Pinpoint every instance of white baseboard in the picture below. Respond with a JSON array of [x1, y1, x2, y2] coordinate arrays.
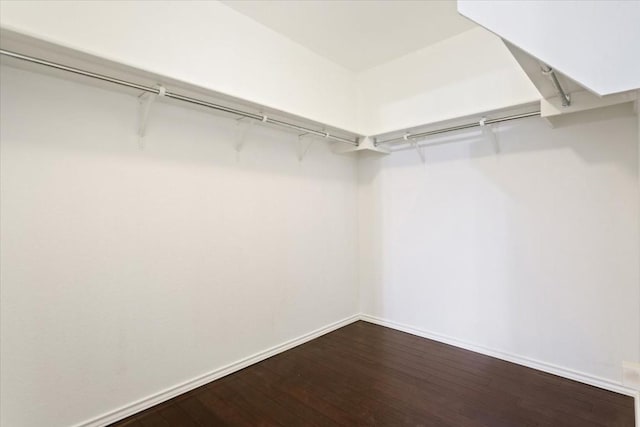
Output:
[[74, 312, 638, 427], [73, 314, 360, 427], [359, 313, 640, 427]]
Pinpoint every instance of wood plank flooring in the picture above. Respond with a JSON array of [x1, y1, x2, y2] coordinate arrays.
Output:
[[110, 321, 635, 427]]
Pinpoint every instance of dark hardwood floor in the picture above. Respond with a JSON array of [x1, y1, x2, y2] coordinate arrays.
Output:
[[110, 321, 635, 427]]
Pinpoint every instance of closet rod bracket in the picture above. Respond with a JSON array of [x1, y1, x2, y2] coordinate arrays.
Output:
[[137, 85, 165, 148], [479, 117, 500, 154], [235, 117, 254, 153], [405, 134, 426, 163], [297, 133, 315, 162]]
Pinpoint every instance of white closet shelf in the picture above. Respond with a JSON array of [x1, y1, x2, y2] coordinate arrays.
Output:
[[0, 29, 362, 149], [0, 28, 552, 155]]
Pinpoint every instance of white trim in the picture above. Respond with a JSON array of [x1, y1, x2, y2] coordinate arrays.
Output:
[[73, 313, 639, 427], [359, 314, 639, 427], [636, 391, 640, 427], [73, 314, 360, 427]]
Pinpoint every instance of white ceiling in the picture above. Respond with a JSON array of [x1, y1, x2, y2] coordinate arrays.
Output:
[[221, 0, 476, 72]]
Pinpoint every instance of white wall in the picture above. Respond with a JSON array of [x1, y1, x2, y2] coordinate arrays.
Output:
[[355, 27, 541, 136], [0, 65, 359, 427], [458, 0, 640, 96], [358, 105, 639, 384], [0, 0, 358, 133]]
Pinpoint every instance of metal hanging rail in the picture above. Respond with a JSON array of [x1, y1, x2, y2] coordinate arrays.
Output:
[[0, 49, 359, 146], [375, 111, 541, 146]]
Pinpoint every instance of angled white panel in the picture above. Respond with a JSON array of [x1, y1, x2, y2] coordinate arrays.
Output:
[[458, 0, 640, 96]]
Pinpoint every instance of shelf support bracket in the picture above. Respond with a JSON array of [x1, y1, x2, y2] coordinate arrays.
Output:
[[138, 85, 165, 148], [235, 117, 254, 153], [405, 134, 425, 163], [479, 117, 500, 154], [297, 133, 315, 162]]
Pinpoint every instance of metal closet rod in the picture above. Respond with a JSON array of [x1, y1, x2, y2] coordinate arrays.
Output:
[[0, 49, 359, 146], [375, 111, 542, 146], [541, 64, 570, 107]]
